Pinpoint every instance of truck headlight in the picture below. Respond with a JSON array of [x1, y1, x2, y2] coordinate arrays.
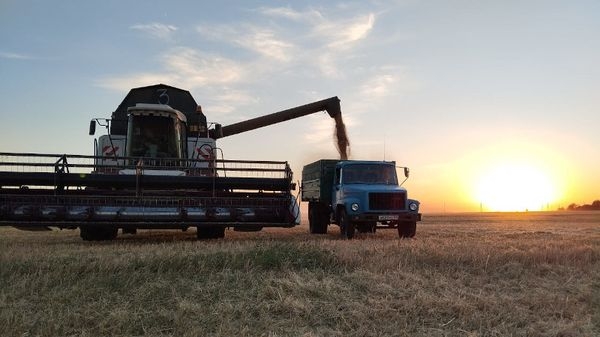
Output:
[[351, 203, 359, 212], [409, 202, 418, 211]]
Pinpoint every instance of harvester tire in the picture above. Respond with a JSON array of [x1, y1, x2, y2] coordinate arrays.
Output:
[[398, 221, 416, 238], [212, 227, 225, 239], [80, 226, 118, 241], [197, 226, 225, 240]]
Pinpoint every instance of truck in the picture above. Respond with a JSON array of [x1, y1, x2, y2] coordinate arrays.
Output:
[[0, 84, 345, 240], [301, 159, 421, 239]]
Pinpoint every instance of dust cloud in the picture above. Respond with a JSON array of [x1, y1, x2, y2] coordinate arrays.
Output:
[[334, 114, 350, 160]]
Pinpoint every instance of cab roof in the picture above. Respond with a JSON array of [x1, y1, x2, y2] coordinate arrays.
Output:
[[337, 160, 396, 167], [127, 103, 187, 122]]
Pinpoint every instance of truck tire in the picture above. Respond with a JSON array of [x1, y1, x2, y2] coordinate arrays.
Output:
[[308, 202, 328, 234], [398, 221, 416, 238], [80, 226, 118, 241], [339, 210, 355, 239]]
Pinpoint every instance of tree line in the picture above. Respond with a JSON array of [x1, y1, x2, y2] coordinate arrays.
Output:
[[559, 200, 600, 211]]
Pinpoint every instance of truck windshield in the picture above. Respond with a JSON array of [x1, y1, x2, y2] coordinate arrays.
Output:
[[342, 164, 398, 185], [126, 115, 185, 158]]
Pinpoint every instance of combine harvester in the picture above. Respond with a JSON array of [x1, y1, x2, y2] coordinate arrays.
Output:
[[0, 84, 343, 240]]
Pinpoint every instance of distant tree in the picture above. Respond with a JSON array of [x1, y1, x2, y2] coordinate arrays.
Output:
[[566, 200, 600, 211]]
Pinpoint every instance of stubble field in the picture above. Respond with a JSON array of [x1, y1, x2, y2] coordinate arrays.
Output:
[[1, 211, 599, 337]]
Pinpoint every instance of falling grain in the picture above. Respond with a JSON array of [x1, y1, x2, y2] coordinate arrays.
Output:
[[334, 114, 350, 160]]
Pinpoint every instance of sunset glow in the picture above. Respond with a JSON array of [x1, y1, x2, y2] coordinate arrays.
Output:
[[474, 163, 558, 212]]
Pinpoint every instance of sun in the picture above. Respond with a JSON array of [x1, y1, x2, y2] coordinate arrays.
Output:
[[474, 163, 557, 212]]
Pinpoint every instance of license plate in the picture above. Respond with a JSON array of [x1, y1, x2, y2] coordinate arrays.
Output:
[[378, 215, 398, 221]]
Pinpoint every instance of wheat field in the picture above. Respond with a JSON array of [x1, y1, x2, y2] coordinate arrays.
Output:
[[1, 211, 599, 337]]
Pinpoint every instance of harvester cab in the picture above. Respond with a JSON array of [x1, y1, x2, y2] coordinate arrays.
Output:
[[125, 104, 187, 159], [89, 85, 217, 174]]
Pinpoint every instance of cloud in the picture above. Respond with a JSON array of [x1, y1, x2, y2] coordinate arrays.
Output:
[[316, 54, 340, 78], [258, 6, 323, 23], [197, 25, 294, 62], [303, 113, 338, 144], [258, 7, 376, 76], [130, 23, 178, 40], [96, 47, 254, 117], [238, 29, 294, 62], [316, 13, 376, 50], [199, 7, 376, 76], [98, 5, 387, 117], [96, 47, 244, 91], [259, 7, 375, 49], [96, 73, 177, 92], [357, 66, 421, 103], [204, 90, 259, 116], [0, 51, 33, 60], [163, 47, 244, 86], [361, 74, 397, 98]]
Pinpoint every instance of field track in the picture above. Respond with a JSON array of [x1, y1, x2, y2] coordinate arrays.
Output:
[[1, 211, 599, 336]]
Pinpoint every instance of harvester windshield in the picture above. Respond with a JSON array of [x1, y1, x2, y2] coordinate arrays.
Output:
[[127, 114, 186, 158]]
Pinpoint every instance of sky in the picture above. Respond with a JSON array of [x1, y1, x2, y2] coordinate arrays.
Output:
[[1, 0, 599, 212]]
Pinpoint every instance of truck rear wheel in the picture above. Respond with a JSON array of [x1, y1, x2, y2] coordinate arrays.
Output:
[[398, 221, 416, 238], [339, 210, 355, 239], [308, 202, 328, 234]]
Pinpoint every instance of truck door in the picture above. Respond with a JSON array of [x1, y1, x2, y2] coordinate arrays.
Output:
[[333, 166, 342, 209]]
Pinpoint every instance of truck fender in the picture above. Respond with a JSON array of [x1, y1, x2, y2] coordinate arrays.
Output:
[[334, 204, 345, 224], [341, 197, 362, 214], [334, 197, 360, 222], [407, 198, 420, 212]]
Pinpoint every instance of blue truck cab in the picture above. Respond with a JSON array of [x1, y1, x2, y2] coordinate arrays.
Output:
[[301, 159, 421, 239]]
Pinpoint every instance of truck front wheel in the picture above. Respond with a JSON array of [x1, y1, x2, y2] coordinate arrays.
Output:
[[339, 210, 355, 239], [398, 221, 416, 238]]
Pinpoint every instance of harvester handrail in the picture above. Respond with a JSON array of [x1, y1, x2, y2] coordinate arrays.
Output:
[[0, 152, 290, 165], [0, 152, 292, 181], [0, 161, 288, 173]]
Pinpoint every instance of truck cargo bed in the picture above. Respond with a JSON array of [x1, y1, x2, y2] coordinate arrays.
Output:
[[301, 159, 338, 204]]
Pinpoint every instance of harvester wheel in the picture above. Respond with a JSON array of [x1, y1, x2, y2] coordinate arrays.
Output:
[[398, 221, 416, 238], [80, 226, 118, 241], [339, 210, 355, 239], [212, 227, 225, 239], [197, 226, 225, 240]]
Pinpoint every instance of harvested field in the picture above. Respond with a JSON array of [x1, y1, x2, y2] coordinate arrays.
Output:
[[1, 211, 599, 336]]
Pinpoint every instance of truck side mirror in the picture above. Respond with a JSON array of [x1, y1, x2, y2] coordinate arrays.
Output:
[[404, 167, 410, 178], [89, 120, 96, 135]]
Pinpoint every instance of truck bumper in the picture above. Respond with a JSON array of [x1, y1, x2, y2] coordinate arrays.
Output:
[[350, 212, 421, 223]]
